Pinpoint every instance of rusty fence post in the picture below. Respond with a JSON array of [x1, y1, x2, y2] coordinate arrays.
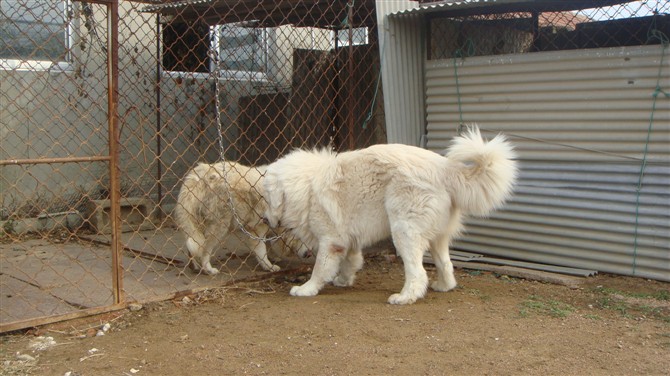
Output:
[[105, 0, 123, 305]]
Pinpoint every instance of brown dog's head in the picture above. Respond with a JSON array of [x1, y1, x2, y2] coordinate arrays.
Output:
[[262, 168, 284, 229]]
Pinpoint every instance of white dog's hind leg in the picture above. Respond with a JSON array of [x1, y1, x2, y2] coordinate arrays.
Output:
[[291, 242, 345, 297], [429, 233, 457, 292], [388, 231, 429, 305], [333, 247, 363, 287]]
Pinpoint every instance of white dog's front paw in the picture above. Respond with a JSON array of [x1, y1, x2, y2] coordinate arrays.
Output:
[[387, 293, 418, 305], [430, 280, 457, 292], [290, 284, 319, 297], [332, 275, 354, 287]]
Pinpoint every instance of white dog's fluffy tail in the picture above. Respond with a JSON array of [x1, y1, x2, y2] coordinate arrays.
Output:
[[446, 125, 518, 217]]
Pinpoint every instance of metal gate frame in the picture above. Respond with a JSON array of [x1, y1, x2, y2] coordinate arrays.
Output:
[[0, 0, 124, 333]]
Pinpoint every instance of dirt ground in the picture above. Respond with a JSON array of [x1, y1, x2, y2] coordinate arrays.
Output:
[[1, 253, 669, 376]]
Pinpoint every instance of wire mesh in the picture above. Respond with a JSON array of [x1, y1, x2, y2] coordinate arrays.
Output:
[[1, 0, 382, 331], [428, 0, 669, 59], [1, 0, 667, 331], [1, 0, 118, 330]]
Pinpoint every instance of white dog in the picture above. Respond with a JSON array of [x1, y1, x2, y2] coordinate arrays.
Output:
[[263, 125, 517, 304], [175, 161, 288, 274]]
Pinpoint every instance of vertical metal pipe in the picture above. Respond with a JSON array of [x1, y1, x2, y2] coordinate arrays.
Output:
[[107, 0, 123, 304], [347, 3, 355, 150], [155, 14, 163, 218], [331, 29, 340, 148]]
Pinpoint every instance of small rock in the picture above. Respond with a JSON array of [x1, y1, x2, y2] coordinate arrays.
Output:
[[129, 303, 143, 312], [28, 336, 56, 351], [16, 353, 36, 362]]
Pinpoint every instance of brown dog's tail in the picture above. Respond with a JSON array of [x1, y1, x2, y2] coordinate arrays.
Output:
[[174, 164, 212, 260]]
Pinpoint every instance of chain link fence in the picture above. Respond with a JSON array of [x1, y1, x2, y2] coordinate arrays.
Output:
[[427, 0, 669, 58], [1, 0, 668, 331], [1, 0, 382, 331]]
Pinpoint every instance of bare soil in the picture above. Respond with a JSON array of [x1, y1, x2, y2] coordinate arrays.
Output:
[[2, 254, 669, 376]]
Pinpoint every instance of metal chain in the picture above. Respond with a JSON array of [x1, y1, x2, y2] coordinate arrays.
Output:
[[209, 39, 282, 243]]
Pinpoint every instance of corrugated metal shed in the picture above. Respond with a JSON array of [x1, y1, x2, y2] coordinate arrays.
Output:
[[425, 45, 669, 281], [378, 1, 669, 280], [378, 0, 634, 144], [375, 0, 425, 146]]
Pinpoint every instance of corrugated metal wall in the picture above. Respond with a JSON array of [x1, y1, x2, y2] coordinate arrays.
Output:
[[375, 0, 425, 145], [424, 45, 670, 281]]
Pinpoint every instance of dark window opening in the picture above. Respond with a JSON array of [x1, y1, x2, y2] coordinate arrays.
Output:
[[161, 21, 210, 72]]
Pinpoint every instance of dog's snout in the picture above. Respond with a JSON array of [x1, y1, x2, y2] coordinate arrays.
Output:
[[262, 216, 280, 228]]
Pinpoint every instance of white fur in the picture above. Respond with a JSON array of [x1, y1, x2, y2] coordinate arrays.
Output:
[[263, 125, 517, 304], [175, 161, 303, 274]]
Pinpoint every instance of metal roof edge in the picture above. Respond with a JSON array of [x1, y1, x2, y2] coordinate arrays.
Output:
[[387, 0, 635, 18], [142, 0, 215, 13], [388, 0, 527, 18]]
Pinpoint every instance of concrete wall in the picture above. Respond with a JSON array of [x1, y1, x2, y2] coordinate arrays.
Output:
[[1, 1, 336, 220]]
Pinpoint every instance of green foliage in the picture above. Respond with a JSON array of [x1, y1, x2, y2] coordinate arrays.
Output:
[[593, 286, 670, 323], [519, 295, 575, 318]]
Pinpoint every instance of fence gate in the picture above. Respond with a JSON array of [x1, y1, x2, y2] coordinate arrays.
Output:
[[0, 0, 125, 331], [1, 0, 383, 332]]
